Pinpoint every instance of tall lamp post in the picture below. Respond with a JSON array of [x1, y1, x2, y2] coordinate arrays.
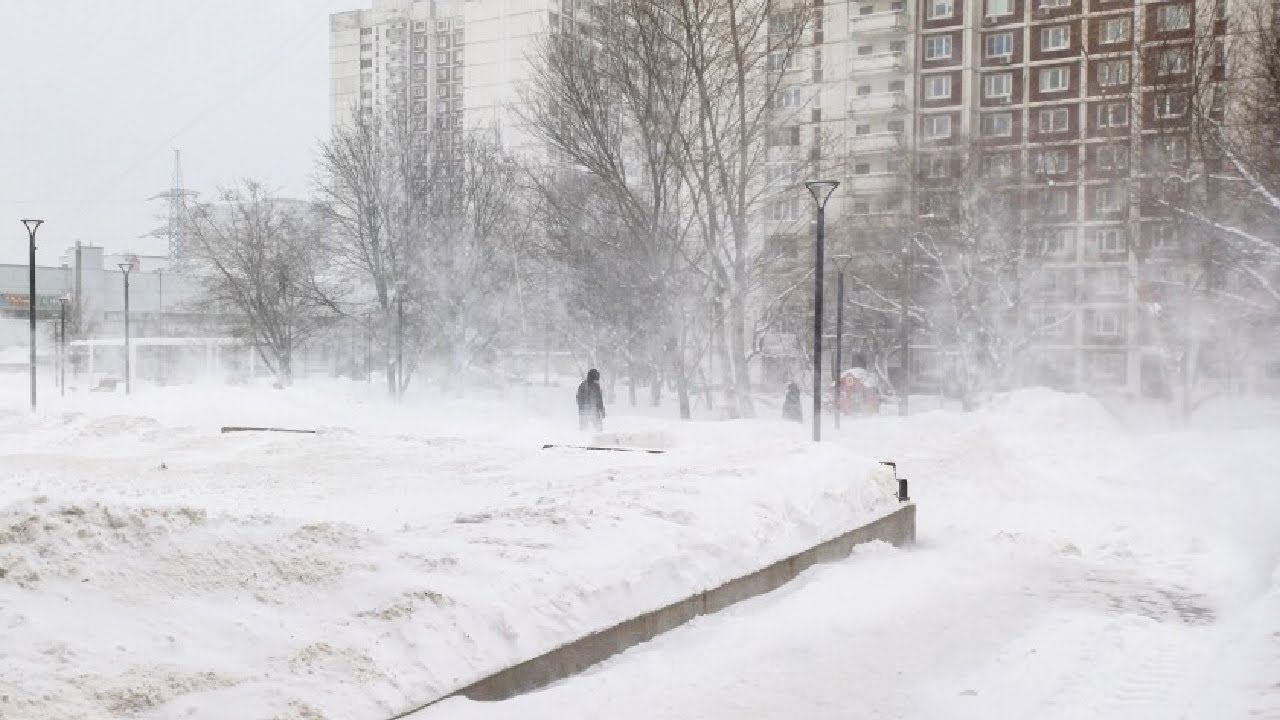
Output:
[[118, 263, 133, 395], [395, 279, 407, 402], [21, 219, 43, 411], [831, 254, 853, 430], [58, 295, 70, 397], [805, 180, 839, 442]]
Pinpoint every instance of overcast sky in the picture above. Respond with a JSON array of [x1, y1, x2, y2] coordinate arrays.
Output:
[[1, 0, 355, 264]]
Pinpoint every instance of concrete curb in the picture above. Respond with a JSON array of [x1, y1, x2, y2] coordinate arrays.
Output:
[[442, 502, 917, 706]]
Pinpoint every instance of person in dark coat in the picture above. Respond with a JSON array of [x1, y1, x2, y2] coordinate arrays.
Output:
[[576, 368, 606, 431], [782, 382, 803, 423]]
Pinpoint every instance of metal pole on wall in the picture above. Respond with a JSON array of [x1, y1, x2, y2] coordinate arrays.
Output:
[[21, 220, 43, 411], [805, 181, 839, 442], [118, 264, 132, 395]]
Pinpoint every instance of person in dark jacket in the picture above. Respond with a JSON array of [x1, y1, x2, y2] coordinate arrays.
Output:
[[576, 368, 606, 431], [782, 382, 803, 423]]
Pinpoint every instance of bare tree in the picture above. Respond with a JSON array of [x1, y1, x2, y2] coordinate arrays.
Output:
[[188, 181, 340, 385]]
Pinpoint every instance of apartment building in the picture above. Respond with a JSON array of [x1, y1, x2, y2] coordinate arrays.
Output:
[[782, 0, 1231, 396], [330, 0, 585, 156]]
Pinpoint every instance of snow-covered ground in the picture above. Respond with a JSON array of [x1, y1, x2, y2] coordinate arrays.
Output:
[[0, 377, 899, 720], [422, 389, 1280, 720]]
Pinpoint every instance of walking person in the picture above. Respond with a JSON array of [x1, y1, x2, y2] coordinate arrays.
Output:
[[576, 368, 606, 431], [782, 382, 803, 423]]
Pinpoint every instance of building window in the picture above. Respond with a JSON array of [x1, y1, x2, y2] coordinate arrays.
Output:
[[1157, 47, 1190, 75], [890, 40, 908, 53], [1039, 66, 1069, 92], [437, 52, 449, 64], [924, 35, 953, 59], [924, 74, 952, 99], [361, 27, 373, 36], [981, 111, 1014, 136], [771, 198, 800, 221], [855, 122, 873, 135], [1152, 224, 1179, 248], [855, 162, 873, 175], [768, 51, 792, 72], [1097, 101, 1128, 127], [887, 118, 906, 132], [360, 59, 373, 68], [769, 126, 801, 145], [984, 72, 1013, 99], [1100, 17, 1131, 43], [1041, 25, 1070, 51], [859, 4, 876, 14], [857, 84, 873, 96], [853, 201, 872, 214], [1097, 59, 1130, 86], [1094, 186, 1124, 213], [927, 0, 955, 19], [767, 163, 799, 187], [1156, 4, 1191, 30], [1096, 227, 1127, 252], [1037, 148, 1070, 175], [413, 85, 426, 98], [986, 0, 1013, 16], [774, 87, 803, 108], [1156, 92, 1188, 118], [1039, 107, 1069, 133], [983, 152, 1015, 177], [925, 156, 950, 177], [1093, 310, 1124, 335], [1040, 0, 1070, 7], [437, 67, 450, 82], [986, 32, 1014, 57], [858, 45, 875, 55], [1042, 227, 1070, 255], [1044, 188, 1070, 215], [888, 80, 906, 93], [454, 50, 463, 63], [923, 114, 953, 139], [1094, 144, 1128, 170]]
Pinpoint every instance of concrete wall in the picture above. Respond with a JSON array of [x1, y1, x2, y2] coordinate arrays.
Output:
[[395, 502, 915, 714]]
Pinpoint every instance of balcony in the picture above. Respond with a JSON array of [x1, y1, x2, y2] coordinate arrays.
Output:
[[849, 51, 905, 76], [848, 91, 905, 115], [848, 131, 904, 153], [848, 10, 907, 34], [847, 171, 906, 192]]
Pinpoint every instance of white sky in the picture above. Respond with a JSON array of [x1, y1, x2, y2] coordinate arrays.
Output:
[[0, 0, 356, 264]]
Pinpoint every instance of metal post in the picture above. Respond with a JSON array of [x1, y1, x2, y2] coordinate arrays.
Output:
[[59, 297, 68, 396], [899, 236, 913, 416], [21, 220, 43, 411], [805, 181, 838, 442], [119, 264, 132, 395], [812, 204, 825, 441], [395, 280, 406, 401], [835, 268, 845, 430]]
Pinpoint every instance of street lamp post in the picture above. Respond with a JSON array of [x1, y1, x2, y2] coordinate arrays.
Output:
[[58, 296, 69, 397], [21, 219, 43, 411], [831, 254, 853, 430], [805, 180, 839, 442], [899, 236, 914, 416], [118, 263, 132, 395], [395, 279, 407, 402]]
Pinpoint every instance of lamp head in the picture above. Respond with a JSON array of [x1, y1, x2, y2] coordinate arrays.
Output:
[[118, 262, 131, 274], [805, 181, 839, 210], [21, 219, 43, 235]]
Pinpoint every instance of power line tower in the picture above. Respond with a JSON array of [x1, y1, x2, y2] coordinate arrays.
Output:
[[147, 149, 198, 263]]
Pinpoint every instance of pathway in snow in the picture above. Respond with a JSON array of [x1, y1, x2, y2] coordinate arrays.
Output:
[[423, 395, 1280, 719]]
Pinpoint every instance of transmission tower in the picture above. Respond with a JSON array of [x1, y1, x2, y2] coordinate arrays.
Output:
[[146, 149, 198, 262]]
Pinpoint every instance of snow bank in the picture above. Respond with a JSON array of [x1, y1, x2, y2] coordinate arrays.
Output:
[[0, 382, 899, 720], [976, 387, 1118, 433]]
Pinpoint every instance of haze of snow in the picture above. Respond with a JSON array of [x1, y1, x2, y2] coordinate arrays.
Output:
[[0, 376, 899, 719], [420, 388, 1280, 720]]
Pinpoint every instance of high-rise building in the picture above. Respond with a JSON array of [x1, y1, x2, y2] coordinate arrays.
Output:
[[330, 0, 587, 156], [795, 0, 1230, 395]]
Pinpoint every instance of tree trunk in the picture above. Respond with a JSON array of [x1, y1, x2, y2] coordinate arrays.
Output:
[[728, 289, 755, 417]]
